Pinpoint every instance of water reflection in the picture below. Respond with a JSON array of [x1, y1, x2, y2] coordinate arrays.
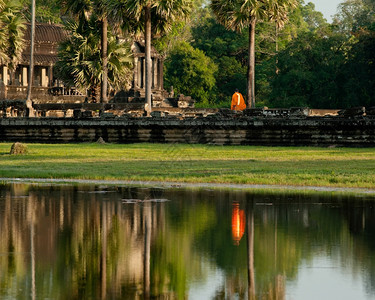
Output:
[[0, 184, 375, 299], [232, 202, 245, 246]]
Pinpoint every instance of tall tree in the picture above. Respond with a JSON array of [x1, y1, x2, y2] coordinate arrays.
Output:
[[0, 0, 25, 74], [26, 0, 35, 107], [164, 41, 217, 105], [60, 0, 110, 102], [0, 0, 8, 64], [56, 18, 133, 102], [333, 0, 375, 34], [211, 0, 297, 108], [106, 0, 192, 115]]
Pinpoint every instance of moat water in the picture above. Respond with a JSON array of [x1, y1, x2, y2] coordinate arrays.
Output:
[[1, 183, 375, 299]]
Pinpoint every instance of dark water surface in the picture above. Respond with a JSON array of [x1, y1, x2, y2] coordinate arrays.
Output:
[[1, 183, 375, 300]]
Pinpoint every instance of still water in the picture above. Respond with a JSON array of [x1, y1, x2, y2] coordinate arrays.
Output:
[[0, 183, 375, 300]]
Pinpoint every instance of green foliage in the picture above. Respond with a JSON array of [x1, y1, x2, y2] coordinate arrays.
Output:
[[300, 1, 328, 31], [267, 30, 349, 108], [0, 0, 25, 68], [20, 0, 62, 23], [35, 0, 61, 23], [264, 1, 375, 109], [55, 18, 133, 101], [333, 0, 375, 34], [153, 0, 206, 55], [105, 0, 193, 36], [341, 26, 375, 107], [164, 41, 217, 104], [190, 8, 248, 104]]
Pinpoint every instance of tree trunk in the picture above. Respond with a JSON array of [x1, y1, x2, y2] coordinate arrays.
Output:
[[101, 202, 107, 300], [26, 0, 35, 104], [247, 17, 256, 108], [145, 5, 152, 116], [91, 84, 100, 103], [247, 203, 255, 300], [101, 17, 108, 103], [143, 203, 151, 299], [26, 0, 36, 116], [275, 23, 279, 75]]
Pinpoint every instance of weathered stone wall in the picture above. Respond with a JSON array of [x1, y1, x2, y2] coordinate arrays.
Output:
[[1, 115, 375, 147]]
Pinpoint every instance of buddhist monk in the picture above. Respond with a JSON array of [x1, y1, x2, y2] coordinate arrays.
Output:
[[231, 88, 246, 111]]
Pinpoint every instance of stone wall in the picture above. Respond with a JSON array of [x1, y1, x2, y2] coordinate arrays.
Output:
[[1, 115, 375, 147]]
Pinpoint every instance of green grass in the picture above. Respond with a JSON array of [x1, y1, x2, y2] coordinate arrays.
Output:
[[0, 143, 375, 188]]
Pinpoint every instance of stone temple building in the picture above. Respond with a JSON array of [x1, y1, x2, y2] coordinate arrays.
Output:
[[0, 22, 194, 108], [0, 23, 67, 100]]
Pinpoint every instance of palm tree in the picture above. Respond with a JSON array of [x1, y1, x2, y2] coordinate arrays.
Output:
[[211, 0, 297, 108], [268, 0, 298, 73], [0, 0, 25, 99], [0, 0, 25, 72], [106, 0, 192, 115], [60, 0, 110, 103], [26, 0, 35, 105], [0, 0, 7, 63], [56, 18, 133, 102]]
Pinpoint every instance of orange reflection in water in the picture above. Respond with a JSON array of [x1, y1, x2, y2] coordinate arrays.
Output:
[[231, 202, 245, 246]]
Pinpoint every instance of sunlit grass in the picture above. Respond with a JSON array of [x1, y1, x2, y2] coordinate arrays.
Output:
[[0, 143, 374, 188]]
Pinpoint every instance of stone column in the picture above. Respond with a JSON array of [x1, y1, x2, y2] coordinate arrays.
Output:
[[139, 58, 143, 88], [142, 57, 145, 89], [41, 68, 48, 87], [1, 66, 8, 99], [2, 66, 8, 85], [159, 58, 164, 91], [22, 67, 28, 86], [134, 57, 139, 88], [153, 58, 158, 89], [48, 65, 53, 87]]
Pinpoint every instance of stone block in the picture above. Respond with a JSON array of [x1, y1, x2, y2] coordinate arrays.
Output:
[[366, 107, 375, 116], [73, 109, 82, 118], [101, 112, 116, 118], [10, 142, 28, 155], [290, 107, 310, 116], [82, 111, 93, 118], [151, 111, 163, 118], [243, 108, 265, 116], [338, 107, 365, 117]]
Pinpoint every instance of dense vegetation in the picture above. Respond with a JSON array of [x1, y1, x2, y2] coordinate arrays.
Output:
[[1, 0, 374, 109], [163, 0, 375, 109]]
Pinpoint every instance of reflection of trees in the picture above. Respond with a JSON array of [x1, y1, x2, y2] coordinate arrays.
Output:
[[247, 201, 255, 300], [0, 184, 166, 298], [151, 200, 217, 298], [342, 198, 375, 294], [195, 191, 375, 299], [1, 185, 375, 299], [0, 184, 217, 298]]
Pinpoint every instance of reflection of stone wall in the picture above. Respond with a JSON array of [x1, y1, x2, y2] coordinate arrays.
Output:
[[1, 115, 375, 147]]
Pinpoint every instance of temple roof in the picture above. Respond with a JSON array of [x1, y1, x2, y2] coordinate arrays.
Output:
[[132, 40, 161, 58], [20, 54, 59, 66], [23, 23, 67, 44], [20, 23, 66, 66]]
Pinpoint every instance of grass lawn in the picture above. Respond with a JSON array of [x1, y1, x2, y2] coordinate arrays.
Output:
[[0, 143, 375, 188]]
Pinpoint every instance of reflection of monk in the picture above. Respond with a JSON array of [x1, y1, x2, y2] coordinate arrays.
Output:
[[231, 89, 246, 111], [232, 202, 245, 245]]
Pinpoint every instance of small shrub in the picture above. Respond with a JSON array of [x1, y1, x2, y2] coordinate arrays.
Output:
[[10, 143, 28, 155]]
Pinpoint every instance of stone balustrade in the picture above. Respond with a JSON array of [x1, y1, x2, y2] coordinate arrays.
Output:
[[0, 110, 374, 147]]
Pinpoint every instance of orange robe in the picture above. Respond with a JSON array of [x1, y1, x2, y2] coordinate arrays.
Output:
[[231, 92, 246, 110]]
